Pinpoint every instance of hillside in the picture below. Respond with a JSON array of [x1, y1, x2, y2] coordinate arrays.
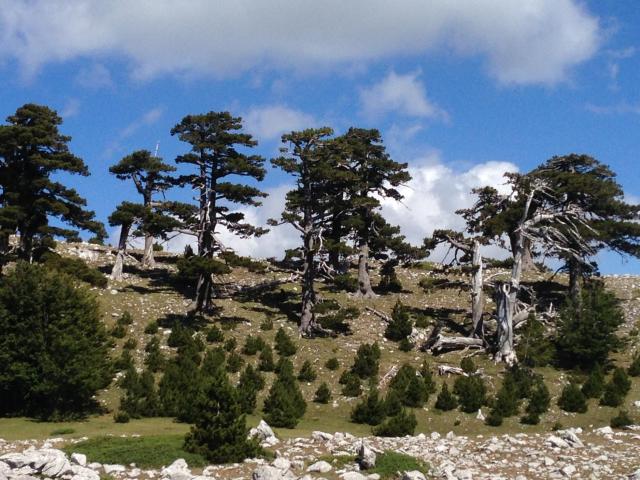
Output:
[[1, 242, 639, 479]]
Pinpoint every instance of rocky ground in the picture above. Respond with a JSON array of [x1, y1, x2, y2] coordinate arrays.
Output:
[[2, 423, 640, 480]]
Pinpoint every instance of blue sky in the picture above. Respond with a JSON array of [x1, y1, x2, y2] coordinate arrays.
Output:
[[1, 0, 639, 273]]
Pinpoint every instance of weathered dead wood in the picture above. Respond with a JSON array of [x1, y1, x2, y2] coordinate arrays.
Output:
[[365, 306, 392, 323], [214, 273, 300, 299], [425, 333, 484, 354]]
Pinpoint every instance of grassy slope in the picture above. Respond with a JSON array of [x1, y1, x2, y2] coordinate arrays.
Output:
[[1, 244, 639, 444]]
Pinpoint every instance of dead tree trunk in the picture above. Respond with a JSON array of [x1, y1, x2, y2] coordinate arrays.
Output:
[[568, 257, 583, 307], [111, 222, 132, 281], [470, 239, 484, 338], [141, 234, 156, 269], [356, 242, 375, 298]]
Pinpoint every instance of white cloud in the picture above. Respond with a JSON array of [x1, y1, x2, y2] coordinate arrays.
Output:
[[0, 0, 600, 85], [244, 105, 316, 141], [104, 106, 165, 158], [585, 102, 640, 115], [75, 63, 113, 89], [60, 98, 80, 118], [360, 71, 449, 120]]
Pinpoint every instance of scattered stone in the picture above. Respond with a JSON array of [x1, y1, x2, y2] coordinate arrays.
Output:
[[357, 442, 376, 470], [160, 459, 191, 480], [70, 453, 87, 467], [401, 471, 426, 480], [306, 461, 332, 473]]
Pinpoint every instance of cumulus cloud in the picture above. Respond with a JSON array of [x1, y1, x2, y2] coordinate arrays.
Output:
[[244, 105, 317, 141], [360, 71, 448, 120], [160, 155, 518, 261], [0, 0, 600, 85], [104, 106, 165, 158]]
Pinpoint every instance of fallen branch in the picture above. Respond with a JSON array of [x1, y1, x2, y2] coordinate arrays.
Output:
[[425, 333, 484, 355], [365, 306, 392, 323]]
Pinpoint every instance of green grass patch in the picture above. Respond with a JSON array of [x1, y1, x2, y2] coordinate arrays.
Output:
[[50, 428, 76, 436], [64, 435, 206, 469], [370, 451, 430, 479], [317, 454, 354, 469]]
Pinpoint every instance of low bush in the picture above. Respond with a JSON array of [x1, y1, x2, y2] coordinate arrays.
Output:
[[558, 383, 588, 413], [373, 409, 417, 437]]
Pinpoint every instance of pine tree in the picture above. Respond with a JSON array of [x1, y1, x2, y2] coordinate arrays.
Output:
[[453, 375, 486, 413], [331, 128, 412, 298], [297, 360, 317, 382], [171, 112, 267, 313], [520, 381, 550, 425], [184, 363, 260, 463], [558, 383, 588, 413], [237, 364, 265, 414], [373, 409, 417, 437], [158, 342, 202, 422], [351, 342, 381, 379], [314, 383, 332, 404], [0, 104, 105, 264], [490, 376, 520, 419], [629, 354, 640, 377], [556, 281, 624, 370], [435, 383, 458, 411], [109, 150, 184, 276], [460, 357, 476, 374], [515, 314, 554, 367], [144, 336, 165, 372], [274, 328, 297, 357], [341, 372, 363, 397], [270, 128, 335, 335], [263, 358, 306, 428], [581, 364, 605, 398], [351, 388, 387, 426], [258, 345, 275, 372], [384, 300, 413, 341], [0, 263, 110, 419]]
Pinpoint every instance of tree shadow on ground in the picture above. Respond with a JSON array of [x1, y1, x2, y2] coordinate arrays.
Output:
[[236, 287, 300, 324]]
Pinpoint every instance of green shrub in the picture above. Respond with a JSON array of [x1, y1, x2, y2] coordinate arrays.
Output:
[[460, 357, 476, 374], [325, 357, 340, 371], [351, 343, 381, 379], [332, 273, 358, 293], [184, 363, 260, 463], [556, 282, 624, 370], [341, 373, 363, 397], [485, 412, 503, 427], [490, 376, 520, 419], [226, 352, 244, 373], [515, 314, 554, 367], [384, 300, 412, 341], [521, 381, 550, 425], [113, 349, 134, 372], [558, 383, 588, 413], [581, 364, 605, 398], [119, 369, 160, 419], [123, 338, 137, 350], [600, 382, 624, 407], [368, 452, 429, 478], [314, 383, 332, 404], [629, 354, 640, 377], [435, 383, 457, 411], [414, 314, 432, 329], [611, 367, 632, 396], [274, 328, 297, 357], [223, 337, 237, 352], [373, 409, 417, 437], [351, 389, 387, 426], [117, 311, 134, 326], [398, 338, 413, 351], [610, 410, 634, 429], [144, 337, 165, 372], [242, 335, 266, 355], [144, 321, 159, 335], [206, 326, 224, 343], [40, 252, 108, 288], [378, 259, 403, 293], [259, 318, 274, 331], [0, 263, 111, 419], [263, 358, 306, 428], [111, 324, 127, 338], [453, 375, 486, 413], [114, 411, 130, 423], [420, 361, 437, 395], [158, 345, 202, 422], [258, 345, 275, 372], [297, 360, 317, 382], [237, 364, 265, 414]]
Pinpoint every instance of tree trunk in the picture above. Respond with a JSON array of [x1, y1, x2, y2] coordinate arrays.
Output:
[[495, 233, 523, 364], [328, 213, 342, 272], [141, 234, 156, 269], [356, 242, 375, 298], [299, 228, 318, 336], [568, 258, 583, 307], [470, 240, 484, 338], [111, 223, 131, 281], [521, 238, 536, 272]]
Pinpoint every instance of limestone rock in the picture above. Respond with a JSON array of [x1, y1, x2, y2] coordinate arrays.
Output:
[[357, 442, 376, 470], [306, 461, 332, 473], [401, 471, 427, 480], [160, 459, 192, 480]]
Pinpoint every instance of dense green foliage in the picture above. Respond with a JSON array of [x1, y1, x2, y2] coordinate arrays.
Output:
[[0, 263, 110, 419], [263, 358, 306, 428], [453, 375, 486, 413], [558, 383, 588, 413], [384, 300, 412, 341]]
